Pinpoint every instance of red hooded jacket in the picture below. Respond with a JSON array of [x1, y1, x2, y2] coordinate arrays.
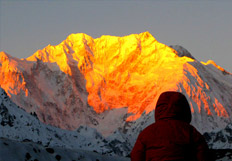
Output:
[[131, 91, 210, 161]]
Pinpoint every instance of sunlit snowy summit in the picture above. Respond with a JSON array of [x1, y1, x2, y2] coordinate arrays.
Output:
[[0, 32, 232, 160]]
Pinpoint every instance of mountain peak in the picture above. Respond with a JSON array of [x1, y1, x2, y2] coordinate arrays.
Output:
[[0, 32, 231, 134], [0, 52, 10, 62], [201, 60, 230, 74], [170, 45, 195, 60], [66, 33, 94, 44]]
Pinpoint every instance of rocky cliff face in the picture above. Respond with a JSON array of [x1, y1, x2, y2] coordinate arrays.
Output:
[[0, 32, 231, 137]]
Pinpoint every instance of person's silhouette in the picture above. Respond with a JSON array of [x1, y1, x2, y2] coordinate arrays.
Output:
[[131, 91, 210, 161]]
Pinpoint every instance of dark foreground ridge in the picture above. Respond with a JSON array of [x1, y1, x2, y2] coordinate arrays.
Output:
[[0, 137, 231, 161]]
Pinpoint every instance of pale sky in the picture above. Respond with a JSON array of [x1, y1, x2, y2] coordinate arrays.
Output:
[[0, 0, 232, 72]]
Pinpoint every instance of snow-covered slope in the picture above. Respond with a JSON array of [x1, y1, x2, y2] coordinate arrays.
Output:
[[1, 138, 232, 161], [0, 87, 131, 156], [0, 138, 130, 161], [0, 51, 131, 137], [204, 123, 232, 149], [0, 32, 232, 153], [169, 45, 195, 60]]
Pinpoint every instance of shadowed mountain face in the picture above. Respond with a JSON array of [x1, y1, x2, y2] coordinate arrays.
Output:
[[0, 87, 132, 156], [0, 137, 231, 161], [0, 32, 232, 136], [0, 84, 232, 160]]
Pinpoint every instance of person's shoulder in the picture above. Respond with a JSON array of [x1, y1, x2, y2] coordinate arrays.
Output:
[[188, 124, 206, 141], [144, 123, 156, 131], [139, 123, 156, 137]]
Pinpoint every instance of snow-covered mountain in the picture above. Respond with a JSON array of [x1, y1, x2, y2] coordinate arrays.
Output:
[[0, 87, 131, 157], [1, 138, 232, 161], [204, 123, 232, 149], [0, 32, 232, 160], [1, 86, 231, 161], [0, 137, 130, 161], [0, 32, 231, 134]]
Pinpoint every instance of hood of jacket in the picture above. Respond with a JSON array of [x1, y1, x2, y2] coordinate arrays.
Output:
[[155, 91, 192, 123]]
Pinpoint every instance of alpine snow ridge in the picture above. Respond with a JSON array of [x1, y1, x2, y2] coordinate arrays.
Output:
[[0, 32, 232, 152], [0, 87, 131, 158], [0, 86, 231, 161]]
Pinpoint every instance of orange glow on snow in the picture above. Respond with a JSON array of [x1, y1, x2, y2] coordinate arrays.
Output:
[[0, 52, 29, 97], [213, 98, 229, 117], [201, 60, 230, 74], [1, 32, 230, 122], [181, 63, 213, 116], [25, 32, 196, 120]]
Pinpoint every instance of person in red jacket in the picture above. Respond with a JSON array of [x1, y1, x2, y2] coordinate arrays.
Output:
[[131, 91, 210, 161]]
